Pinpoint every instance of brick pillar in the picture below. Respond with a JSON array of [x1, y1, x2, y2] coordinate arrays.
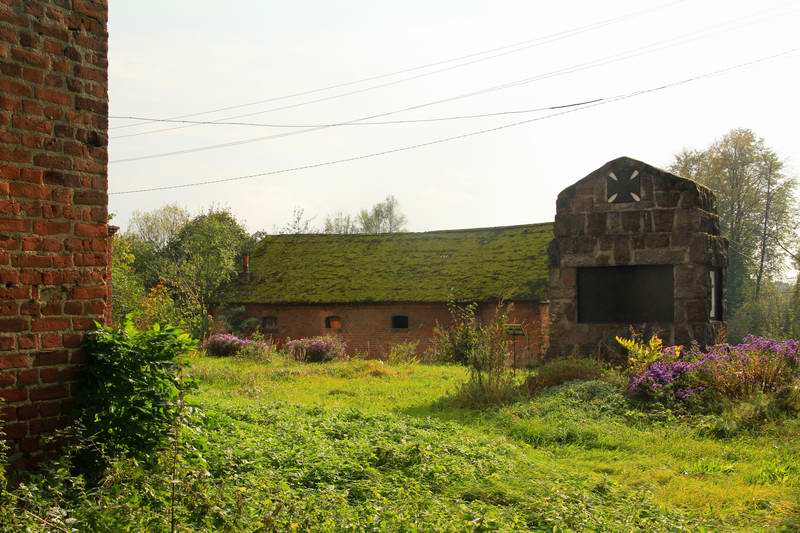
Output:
[[0, 0, 109, 467]]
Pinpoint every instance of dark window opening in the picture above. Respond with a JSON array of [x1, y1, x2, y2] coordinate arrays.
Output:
[[391, 315, 409, 329], [710, 269, 723, 320], [261, 316, 278, 332], [577, 265, 674, 323], [325, 315, 342, 331]]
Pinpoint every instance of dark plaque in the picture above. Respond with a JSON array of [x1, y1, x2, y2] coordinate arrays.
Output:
[[577, 265, 673, 323], [606, 169, 641, 203]]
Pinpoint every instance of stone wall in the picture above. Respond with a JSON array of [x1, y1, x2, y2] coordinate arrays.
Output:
[[0, 0, 109, 467], [242, 301, 549, 365], [548, 156, 727, 357]]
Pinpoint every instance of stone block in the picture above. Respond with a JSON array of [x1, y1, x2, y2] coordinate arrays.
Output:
[[653, 209, 674, 232]]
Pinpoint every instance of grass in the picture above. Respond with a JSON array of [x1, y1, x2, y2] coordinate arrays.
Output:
[[186, 355, 800, 531], [5, 355, 799, 531]]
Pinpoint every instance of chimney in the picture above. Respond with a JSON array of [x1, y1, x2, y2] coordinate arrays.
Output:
[[239, 255, 252, 282]]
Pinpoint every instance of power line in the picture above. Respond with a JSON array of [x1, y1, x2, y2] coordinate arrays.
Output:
[[109, 99, 605, 129], [109, 47, 799, 196], [108, 5, 796, 164], [109, 0, 686, 133]]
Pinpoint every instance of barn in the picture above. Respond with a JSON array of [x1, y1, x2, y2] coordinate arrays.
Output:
[[230, 223, 553, 362]]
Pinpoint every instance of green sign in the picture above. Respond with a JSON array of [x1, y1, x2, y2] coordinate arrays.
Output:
[[504, 324, 524, 336]]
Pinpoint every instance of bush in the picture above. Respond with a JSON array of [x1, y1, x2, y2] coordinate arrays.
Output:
[[287, 336, 346, 363], [425, 302, 480, 364], [525, 356, 607, 395], [386, 341, 419, 365], [625, 335, 800, 410], [205, 333, 250, 357], [236, 332, 275, 362], [79, 320, 197, 458], [453, 303, 521, 407]]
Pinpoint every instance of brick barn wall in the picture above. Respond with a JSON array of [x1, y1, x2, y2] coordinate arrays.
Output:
[[0, 0, 109, 467], [242, 301, 549, 366]]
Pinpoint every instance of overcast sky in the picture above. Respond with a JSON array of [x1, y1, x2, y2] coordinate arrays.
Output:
[[107, 0, 800, 234]]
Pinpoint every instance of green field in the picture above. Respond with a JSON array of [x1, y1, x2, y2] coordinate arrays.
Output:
[[180, 355, 800, 531]]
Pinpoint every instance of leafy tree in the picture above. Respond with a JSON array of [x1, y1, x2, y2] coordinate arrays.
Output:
[[128, 203, 191, 251], [111, 234, 145, 324], [358, 195, 407, 234], [670, 129, 798, 319], [165, 207, 248, 337], [322, 196, 408, 234], [323, 212, 360, 234]]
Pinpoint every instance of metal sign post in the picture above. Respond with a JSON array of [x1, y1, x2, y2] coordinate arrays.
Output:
[[504, 324, 524, 369]]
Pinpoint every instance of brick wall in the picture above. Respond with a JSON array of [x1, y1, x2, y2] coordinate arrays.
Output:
[[0, 0, 109, 467], [242, 301, 549, 366]]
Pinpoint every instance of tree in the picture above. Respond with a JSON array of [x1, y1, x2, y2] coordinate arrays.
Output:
[[670, 129, 798, 316], [323, 212, 360, 234], [110, 234, 145, 324], [358, 195, 407, 234], [126, 204, 191, 288], [165, 207, 249, 337], [275, 207, 317, 234], [128, 203, 190, 251]]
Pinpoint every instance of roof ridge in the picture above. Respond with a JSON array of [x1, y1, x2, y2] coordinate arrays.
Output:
[[262, 221, 554, 239]]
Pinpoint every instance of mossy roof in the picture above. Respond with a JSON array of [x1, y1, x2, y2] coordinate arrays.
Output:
[[231, 223, 553, 304]]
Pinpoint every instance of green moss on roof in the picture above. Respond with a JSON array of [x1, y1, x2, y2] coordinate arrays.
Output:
[[231, 223, 553, 304]]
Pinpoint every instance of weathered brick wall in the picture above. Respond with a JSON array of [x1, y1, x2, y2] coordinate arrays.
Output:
[[0, 0, 109, 467], [548, 156, 727, 357], [243, 301, 549, 366]]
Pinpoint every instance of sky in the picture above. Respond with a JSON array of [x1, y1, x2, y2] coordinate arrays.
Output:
[[107, 0, 800, 234]]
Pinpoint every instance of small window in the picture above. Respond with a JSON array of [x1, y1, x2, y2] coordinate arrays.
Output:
[[261, 316, 277, 332], [391, 315, 409, 329], [325, 315, 342, 331]]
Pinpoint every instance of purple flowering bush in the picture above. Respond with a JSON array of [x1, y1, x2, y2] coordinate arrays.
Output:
[[204, 333, 250, 356], [627, 335, 800, 407], [286, 336, 346, 363]]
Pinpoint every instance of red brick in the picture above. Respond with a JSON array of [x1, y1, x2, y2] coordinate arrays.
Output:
[[72, 285, 106, 299], [38, 401, 61, 417], [29, 385, 67, 401], [17, 335, 37, 350], [0, 371, 15, 386], [0, 318, 28, 332], [0, 336, 15, 350], [0, 353, 30, 368], [39, 367, 60, 383], [0, 389, 27, 402], [17, 404, 38, 420], [35, 350, 68, 366], [63, 333, 82, 348], [32, 318, 70, 332], [17, 369, 39, 385], [29, 416, 63, 434], [33, 221, 71, 235], [0, 218, 31, 232], [74, 222, 105, 237], [3, 422, 28, 439]]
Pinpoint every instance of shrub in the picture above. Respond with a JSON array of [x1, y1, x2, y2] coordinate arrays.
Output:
[[425, 301, 480, 364], [204, 333, 250, 357], [79, 320, 197, 458], [525, 356, 607, 395], [626, 335, 800, 409], [387, 341, 419, 365], [616, 332, 675, 375], [236, 332, 275, 362], [287, 336, 346, 363], [454, 303, 521, 407]]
